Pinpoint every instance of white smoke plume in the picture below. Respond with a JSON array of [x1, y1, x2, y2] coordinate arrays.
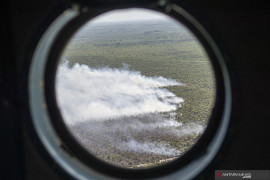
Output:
[[126, 139, 181, 156], [55, 61, 203, 157], [56, 61, 184, 125]]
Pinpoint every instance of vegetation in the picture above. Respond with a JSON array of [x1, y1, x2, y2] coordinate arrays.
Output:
[[61, 19, 216, 168]]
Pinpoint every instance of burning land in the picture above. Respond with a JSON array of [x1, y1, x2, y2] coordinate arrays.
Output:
[[56, 19, 216, 168], [69, 113, 203, 168]]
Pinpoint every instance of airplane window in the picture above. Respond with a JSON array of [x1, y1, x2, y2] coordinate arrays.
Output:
[[55, 8, 216, 169]]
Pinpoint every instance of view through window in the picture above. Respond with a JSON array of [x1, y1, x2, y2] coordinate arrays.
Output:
[[55, 8, 216, 168]]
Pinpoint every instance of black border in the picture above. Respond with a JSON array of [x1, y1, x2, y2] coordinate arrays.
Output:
[[44, 4, 227, 179]]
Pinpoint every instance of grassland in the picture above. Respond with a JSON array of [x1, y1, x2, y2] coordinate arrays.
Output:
[[60, 19, 216, 168]]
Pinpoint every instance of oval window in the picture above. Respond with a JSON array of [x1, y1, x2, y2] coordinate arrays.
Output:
[[55, 8, 216, 169]]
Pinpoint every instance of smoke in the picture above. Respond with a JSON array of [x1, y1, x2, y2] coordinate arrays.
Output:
[[126, 139, 181, 156], [55, 61, 203, 158], [56, 61, 184, 125]]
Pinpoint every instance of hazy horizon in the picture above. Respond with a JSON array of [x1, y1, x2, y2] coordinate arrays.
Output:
[[89, 8, 171, 23]]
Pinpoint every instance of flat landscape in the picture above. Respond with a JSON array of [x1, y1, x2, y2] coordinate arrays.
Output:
[[56, 18, 216, 168]]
